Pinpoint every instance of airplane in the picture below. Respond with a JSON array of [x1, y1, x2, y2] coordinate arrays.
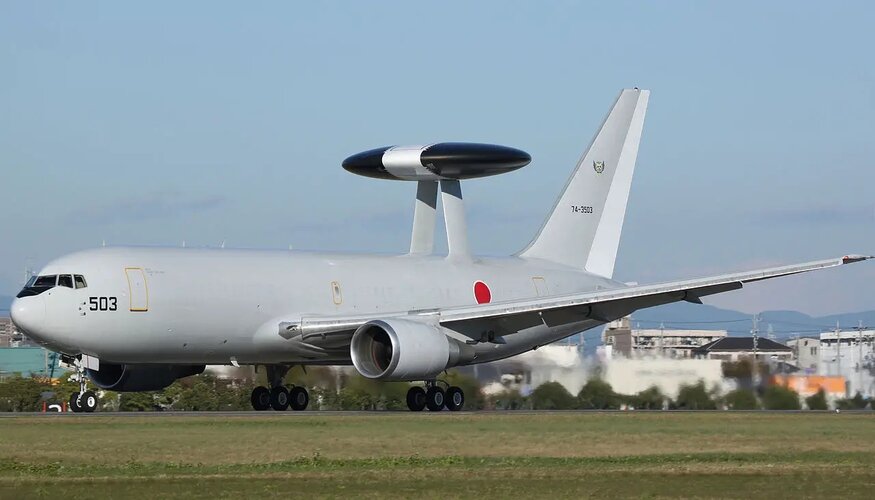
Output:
[[10, 88, 870, 413]]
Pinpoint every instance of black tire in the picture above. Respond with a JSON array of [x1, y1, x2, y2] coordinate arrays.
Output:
[[445, 386, 465, 411], [250, 386, 271, 411], [406, 386, 426, 411], [425, 386, 445, 412], [289, 386, 309, 411], [269, 386, 290, 411], [69, 392, 83, 413], [81, 391, 98, 413]]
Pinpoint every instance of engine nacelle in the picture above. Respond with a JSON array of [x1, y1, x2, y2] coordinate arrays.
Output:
[[87, 363, 205, 392], [350, 318, 462, 381]]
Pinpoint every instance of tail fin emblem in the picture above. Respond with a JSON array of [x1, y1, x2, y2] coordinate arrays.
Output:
[[593, 161, 605, 174]]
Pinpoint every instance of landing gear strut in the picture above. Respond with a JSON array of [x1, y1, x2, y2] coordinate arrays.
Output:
[[69, 357, 97, 413], [406, 381, 464, 412], [250, 365, 310, 411]]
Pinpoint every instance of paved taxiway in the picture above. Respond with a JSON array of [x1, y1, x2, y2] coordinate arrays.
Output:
[[1, 409, 866, 418]]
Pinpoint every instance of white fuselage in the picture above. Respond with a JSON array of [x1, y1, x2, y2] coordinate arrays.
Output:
[[15, 247, 619, 366]]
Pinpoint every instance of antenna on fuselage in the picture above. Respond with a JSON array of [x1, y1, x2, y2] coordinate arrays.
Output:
[[342, 143, 531, 259]]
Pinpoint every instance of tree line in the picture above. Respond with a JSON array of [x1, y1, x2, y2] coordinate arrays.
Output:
[[521, 379, 869, 411], [0, 364, 871, 412]]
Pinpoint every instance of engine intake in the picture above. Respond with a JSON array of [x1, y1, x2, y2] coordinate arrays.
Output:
[[350, 318, 463, 381], [87, 363, 205, 392]]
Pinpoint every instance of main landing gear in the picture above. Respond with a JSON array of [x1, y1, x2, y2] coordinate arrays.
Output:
[[250, 365, 310, 411], [406, 381, 465, 412], [69, 357, 98, 413]]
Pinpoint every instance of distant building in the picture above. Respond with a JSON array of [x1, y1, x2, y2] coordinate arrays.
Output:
[[786, 337, 820, 373], [770, 374, 846, 399], [603, 358, 726, 399], [692, 337, 793, 362], [603, 316, 727, 359], [818, 329, 875, 398], [0, 317, 23, 348], [463, 344, 590, 397], [0, 347, 67, 379]]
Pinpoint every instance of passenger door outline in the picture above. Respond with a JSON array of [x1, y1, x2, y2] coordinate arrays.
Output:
[[532, 276, 548, 297], [125, 267, 149, 312], [330, 281, 343, 305]]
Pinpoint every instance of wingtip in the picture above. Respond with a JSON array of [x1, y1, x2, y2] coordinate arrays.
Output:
[[841, 254, 874, 264]]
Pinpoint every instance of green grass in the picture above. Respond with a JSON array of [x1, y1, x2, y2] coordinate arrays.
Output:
[[1, 412, 874, 498]]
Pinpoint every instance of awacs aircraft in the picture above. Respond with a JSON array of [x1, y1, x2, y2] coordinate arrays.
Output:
[[10, 89, 870, 412]]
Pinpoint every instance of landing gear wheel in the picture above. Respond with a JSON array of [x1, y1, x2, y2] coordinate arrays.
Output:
[[289, 386, 309, 411], [250, 386, 271, 411], [425, 386, 445, 411], [406, 386, 427, 411], [445, 386, 465, 411], [80, 391, 98, 413], [270, 386, 290, 411], [69, 392, 83, 413]]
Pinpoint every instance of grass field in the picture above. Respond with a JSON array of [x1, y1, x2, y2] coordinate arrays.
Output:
[[1, 412, 874, 498]]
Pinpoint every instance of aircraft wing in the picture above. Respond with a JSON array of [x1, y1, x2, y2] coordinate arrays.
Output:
[[280, 255, 870, 346], [434, 256, 871, 336]]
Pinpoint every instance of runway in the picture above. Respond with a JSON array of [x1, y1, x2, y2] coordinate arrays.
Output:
[[0, 409, 864, 418]]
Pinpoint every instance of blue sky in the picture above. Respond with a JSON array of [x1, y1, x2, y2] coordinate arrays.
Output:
[[1, 1, 873, 315]]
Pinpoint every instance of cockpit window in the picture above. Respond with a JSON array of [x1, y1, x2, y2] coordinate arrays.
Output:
[[33, 275, 57, 287], [17, 275, 58, 298], [17, 273, 87, 297]]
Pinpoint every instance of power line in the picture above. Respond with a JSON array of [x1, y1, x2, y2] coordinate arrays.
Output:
[[632, 318, 751, 325], [759, 317, 837, 329]]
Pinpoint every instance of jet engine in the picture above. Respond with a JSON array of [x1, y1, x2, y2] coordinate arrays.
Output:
[[87, 363, 205, 392], [350, 318, 464, 381]]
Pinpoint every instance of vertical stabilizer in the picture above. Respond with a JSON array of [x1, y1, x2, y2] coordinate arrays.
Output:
[[519, 89, 649, 277]]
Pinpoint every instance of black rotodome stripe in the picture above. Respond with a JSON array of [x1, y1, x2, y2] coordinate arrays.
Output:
[[341, 146, 398, 180]]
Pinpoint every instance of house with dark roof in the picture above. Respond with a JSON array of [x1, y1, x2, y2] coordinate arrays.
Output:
[[692, 337, 793, 362]]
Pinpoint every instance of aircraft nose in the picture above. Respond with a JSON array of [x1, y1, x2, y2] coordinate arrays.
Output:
[[10, 296, 45, 338]]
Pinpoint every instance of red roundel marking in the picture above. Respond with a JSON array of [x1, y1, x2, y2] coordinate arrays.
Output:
[[473, 281, 492, 304]]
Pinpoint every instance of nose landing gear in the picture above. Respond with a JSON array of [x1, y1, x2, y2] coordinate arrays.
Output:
[[69, 391, 98, 413], [406, 381, 465, 412], [69, 357, 98, 413]]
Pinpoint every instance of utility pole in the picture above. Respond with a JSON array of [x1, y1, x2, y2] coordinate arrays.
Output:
[[835, 322, 842, 392], [659, 322, 665, 358], [858, 320, 864, 396], [752, 314, 760, 388]]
